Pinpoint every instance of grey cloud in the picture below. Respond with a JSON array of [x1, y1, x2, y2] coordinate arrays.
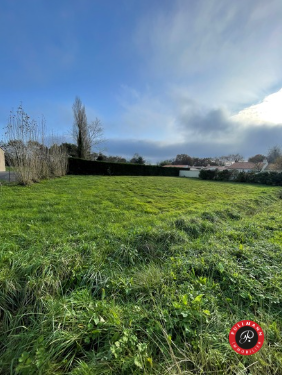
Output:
[[240, 124, 282, 153], [178, 108, 234, 135], [105, 138, 240, 163], [105, 122, 282, 163]]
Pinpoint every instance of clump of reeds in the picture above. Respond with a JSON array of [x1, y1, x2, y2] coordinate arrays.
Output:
[[2, 104, 67, 185]]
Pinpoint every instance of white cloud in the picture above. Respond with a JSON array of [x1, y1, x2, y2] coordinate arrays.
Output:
[[232, 88, 282, 125]]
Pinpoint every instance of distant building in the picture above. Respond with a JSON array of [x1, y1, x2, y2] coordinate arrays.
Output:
[[264, 163, 282, 172], [0, 147, 5, 172], [228, 160, 268, 173]]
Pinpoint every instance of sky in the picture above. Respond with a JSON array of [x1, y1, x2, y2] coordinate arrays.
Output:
[[1, 0, 282, 163]]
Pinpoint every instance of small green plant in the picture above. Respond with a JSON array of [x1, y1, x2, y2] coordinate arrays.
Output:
[[110, 329, 149, 371]]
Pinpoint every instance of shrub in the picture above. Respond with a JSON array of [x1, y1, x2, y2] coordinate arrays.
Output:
[[199, 169, 282, 186], [199, 169, 216, 180], [214, 169, 232, 181]]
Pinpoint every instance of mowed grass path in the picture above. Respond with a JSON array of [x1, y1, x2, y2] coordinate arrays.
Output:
[[0, 176, 282, 374]]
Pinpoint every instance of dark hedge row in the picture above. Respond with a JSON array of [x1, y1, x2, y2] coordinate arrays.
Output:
[[68, 158, 183, 176], [199, 169, 282, 185]]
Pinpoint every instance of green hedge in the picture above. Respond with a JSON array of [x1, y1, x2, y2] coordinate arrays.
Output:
[[199, 169, 282, 185], [68, 158, 183, 176]]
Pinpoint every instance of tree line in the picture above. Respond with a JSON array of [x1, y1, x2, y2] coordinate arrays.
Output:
[[157, 148, 282, 169], [61, 143, 146, 165]]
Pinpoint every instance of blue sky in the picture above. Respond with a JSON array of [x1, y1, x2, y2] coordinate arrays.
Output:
[[1, 0, 282, 162]]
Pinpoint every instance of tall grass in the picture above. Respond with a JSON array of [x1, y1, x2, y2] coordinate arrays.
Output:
[[0, 176, 282, 374]]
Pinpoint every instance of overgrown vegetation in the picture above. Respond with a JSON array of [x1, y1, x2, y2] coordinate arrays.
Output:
[[0, 176, 282, 374], [1, 105, 68, 185]]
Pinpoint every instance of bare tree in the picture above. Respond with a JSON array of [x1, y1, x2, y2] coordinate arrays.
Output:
[[219, 154, 244, 164], [88, 117, 104, 152], [72, 97, 104, 159]]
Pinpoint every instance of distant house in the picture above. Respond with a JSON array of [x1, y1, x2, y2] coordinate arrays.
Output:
[[228, 160, 268, 173], [264, 163, 282, 172], [0, 147, 5, 172], [165, 160, 277, 178]]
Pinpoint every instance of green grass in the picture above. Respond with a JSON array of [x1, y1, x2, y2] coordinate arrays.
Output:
[[0, 176, 282, 374]]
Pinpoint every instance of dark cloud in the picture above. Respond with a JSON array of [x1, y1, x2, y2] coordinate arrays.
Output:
[[105, 122, 282, 162], [105, 138, 240, 162], [178, 108, 234, 135], [240, 124, 282, 152]]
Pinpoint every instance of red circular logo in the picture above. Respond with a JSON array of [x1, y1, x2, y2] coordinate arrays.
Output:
[[229, 320, 264, 355]]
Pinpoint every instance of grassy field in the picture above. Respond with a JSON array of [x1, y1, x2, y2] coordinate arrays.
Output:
[[0, 176, 282, 374]]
